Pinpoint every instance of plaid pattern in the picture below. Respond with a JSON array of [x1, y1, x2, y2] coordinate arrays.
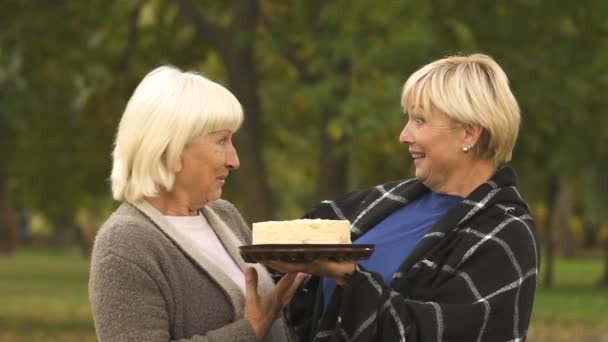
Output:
[[289, 167, 539, 342]]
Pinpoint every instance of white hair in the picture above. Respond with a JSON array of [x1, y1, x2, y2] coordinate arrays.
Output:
[[111, 65, 243, 203]]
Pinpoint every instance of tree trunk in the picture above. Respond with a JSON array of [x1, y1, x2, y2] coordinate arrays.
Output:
[[555, 176, 576, 257], [225, 54, 274, 223], [76, 222, 94, 257], [49, 218, 92, 256], [175, 0, 273, 223], [598, 237, 608, 288], [0, 175, 18, 256], [315, 58, 352, 202], [48, 219, 77, 248], [316, 112, 350, 202], [581, 219, 598, 249], [542, 176, 559, 288], [0, 117, 18, 255]]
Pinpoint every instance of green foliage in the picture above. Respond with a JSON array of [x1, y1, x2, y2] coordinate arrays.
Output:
[[258, 0, 436, 212], [0, 0, 215, 227], [0, 0, 607, 231], [1, 2, 607, 339], [422, 2, 608, 256]]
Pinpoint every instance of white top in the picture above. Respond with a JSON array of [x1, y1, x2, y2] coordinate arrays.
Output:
[[165, 213, 246, 294]]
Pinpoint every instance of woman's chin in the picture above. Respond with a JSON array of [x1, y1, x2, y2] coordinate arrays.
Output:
[[414, 169, 426, 181], [206, 190, 223, 203]]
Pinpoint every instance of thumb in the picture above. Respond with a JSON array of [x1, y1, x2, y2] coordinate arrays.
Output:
[[245, 267, 259, 305]]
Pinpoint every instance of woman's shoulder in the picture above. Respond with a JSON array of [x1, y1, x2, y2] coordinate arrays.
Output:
[[207, 199, 240, 217], [206, 199, 251, 242], [92, 203, 168, 261], [467, 191, 536, 244], [330, 178, 421, 203]]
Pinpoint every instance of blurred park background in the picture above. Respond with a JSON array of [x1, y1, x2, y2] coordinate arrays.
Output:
[[1, 1, 607, 341]]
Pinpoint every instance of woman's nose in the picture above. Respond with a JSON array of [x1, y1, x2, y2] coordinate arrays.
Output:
[[399, 122, 413, 145], [226, 144, 240, 170]]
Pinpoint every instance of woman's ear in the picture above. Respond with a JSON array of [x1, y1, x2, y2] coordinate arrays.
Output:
[[464, 124, 484, 147], [172, 156, 183, 173]]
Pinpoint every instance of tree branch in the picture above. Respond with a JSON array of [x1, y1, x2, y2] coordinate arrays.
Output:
[[233, 0, 259, 32], [117, 0, 143, 71], [258, 1, 326, 83], [173, 0, 227, 53]]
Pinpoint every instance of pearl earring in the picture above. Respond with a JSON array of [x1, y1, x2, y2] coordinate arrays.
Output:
[[463, 144, 474, 153]]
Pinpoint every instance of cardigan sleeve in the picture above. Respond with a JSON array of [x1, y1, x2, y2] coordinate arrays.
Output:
[[314, 215, 538, 342], [89, 251, 258, 342]]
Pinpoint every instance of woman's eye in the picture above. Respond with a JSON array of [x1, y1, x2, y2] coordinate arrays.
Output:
[[415, 116, 424, 124], [218, 137, 229, 145]]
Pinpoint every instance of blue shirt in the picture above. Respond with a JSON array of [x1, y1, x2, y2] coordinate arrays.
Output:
[[323, 191, 462, 308]]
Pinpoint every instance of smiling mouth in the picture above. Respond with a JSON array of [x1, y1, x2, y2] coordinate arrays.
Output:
[[411, 153, 426, 160]]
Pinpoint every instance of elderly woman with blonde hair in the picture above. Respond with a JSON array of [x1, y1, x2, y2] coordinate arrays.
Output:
[[89, 66, 304, 342], [270, 54, 539, 342]]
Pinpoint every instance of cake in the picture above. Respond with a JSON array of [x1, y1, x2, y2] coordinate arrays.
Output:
[[252, 219, 351, 245]]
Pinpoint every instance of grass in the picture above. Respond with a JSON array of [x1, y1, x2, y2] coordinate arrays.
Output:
[[0, 248, 95, 341], [0, 248, 606, 341], [532, 257, 607, 323], [529, 256, 608, 341]]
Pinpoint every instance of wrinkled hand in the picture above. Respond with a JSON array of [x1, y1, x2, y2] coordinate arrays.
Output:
[[264, 260, 355, 286], [244, 268, 306, 341]]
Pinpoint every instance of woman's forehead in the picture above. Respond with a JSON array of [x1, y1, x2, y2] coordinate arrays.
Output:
[[404, 99, 432, 116]]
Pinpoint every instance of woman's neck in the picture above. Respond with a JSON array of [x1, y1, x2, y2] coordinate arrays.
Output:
[[146, 193, 199, 216], [433, 159, 496, 198]]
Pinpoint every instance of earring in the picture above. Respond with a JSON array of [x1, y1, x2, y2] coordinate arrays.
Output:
[[463, 144, 474, 153]]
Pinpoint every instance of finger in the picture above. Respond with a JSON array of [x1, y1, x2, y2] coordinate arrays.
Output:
[[259, 261, 283, 273], [266, 261, 307, 274], [309, 260, 354, 278], [282, 273, 308, 305], [245, 267, 259, 305], [263, 261, 285, 273], [295, 272, 308, 287], [273, 272, 297, 296], [263, 261, 285, 271]]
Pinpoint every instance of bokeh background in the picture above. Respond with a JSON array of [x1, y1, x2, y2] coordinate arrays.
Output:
[[1, 1, 607, 341]]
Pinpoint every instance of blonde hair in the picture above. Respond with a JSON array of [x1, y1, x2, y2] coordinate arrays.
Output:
[[111, 65, 243, 203], [401, 53, 520, 163]]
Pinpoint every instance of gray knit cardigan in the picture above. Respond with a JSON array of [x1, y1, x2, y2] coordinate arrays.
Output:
[[89, 199, 291, 342]]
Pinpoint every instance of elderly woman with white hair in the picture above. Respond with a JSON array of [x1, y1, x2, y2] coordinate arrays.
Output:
[[269, 54, 539, 341], [89, 66, 304, 342]]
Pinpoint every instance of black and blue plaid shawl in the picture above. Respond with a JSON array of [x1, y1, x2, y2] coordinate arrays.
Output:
[[288, 166, 539, 342]]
